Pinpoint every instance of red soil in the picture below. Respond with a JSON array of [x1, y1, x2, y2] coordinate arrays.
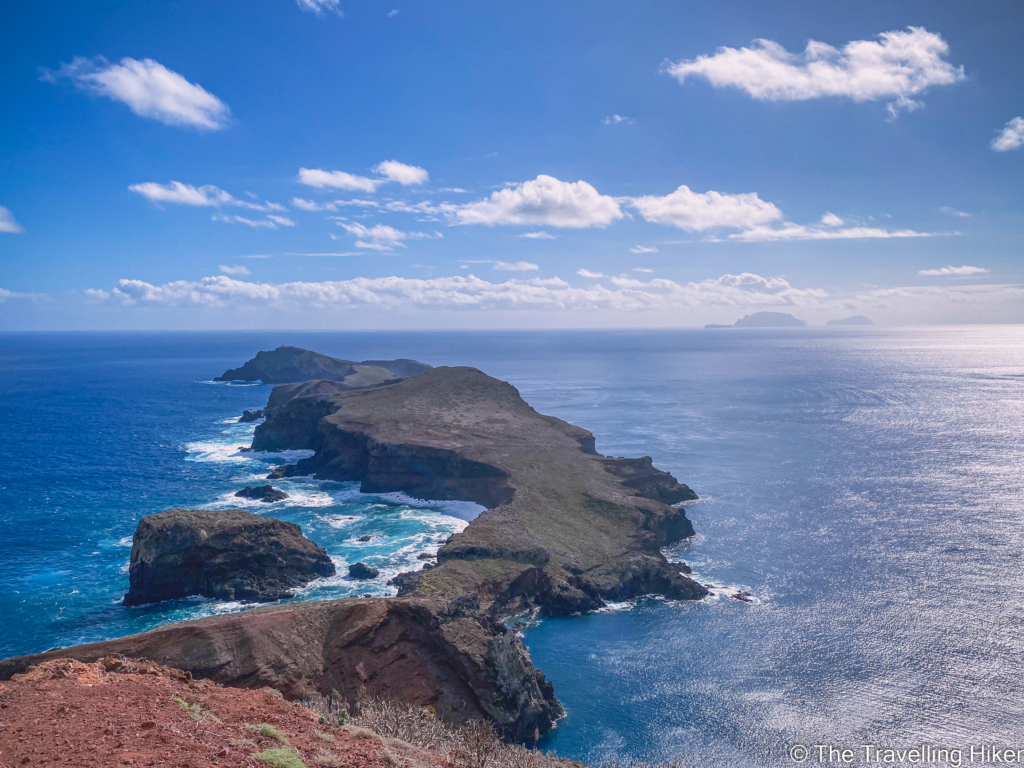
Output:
[[0, 657, 398, 768]]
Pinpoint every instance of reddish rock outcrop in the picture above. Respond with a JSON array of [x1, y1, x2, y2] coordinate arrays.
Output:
[[0, 597, 561, 743], [0, 656, 399, 768]]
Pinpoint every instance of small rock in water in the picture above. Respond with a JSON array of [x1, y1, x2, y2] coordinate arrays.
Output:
[[238, 409, 265, 423], [348, 562, 380, 580], [417, 552, 434, 560], [357, 535, 372, 542], [234, 485, 289, 503], [731, 590, 754, 603]]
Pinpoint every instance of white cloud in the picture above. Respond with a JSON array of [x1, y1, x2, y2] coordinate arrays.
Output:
[[0, 287, 47, 302], [451, 175, 623, 228], [992, 117, 1024, 151], [724, 222, 938, 242], [298, 168, 383, 192], [291, 197, 336, 212], [130, 181, 283, 213], [297, 0, 341, 15], [603, 114, 635, 125], [439, 187, 468, 193], [493, 261, 539, 271], [518, 231, 557, 239], [577, 269, 605, 278], [219, 265, 251, 275], [939, 206, 971, 217], [665, 27, 964, 116], [92, 270, 828, 313], [44, 56, 230, 129], [374, 160, 429, 186], [0, 206, 24, 234], [631, 245, 658, 254], [918, 265, 989, 276], [634, 268, 654, 273], [130, 181, 234, 207], [820, 212, 844, 227], [388, 9, 399, 17], [212, 214, 293, 229], [631, 185, 783, 231], [339, 222, 439, 251]]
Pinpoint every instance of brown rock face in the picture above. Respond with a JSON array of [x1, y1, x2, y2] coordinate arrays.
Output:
[[0, 597, 562, 742], [123, 508, 336, 606], [252, 366, 707, 616]]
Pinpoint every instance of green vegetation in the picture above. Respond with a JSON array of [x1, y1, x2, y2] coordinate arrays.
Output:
[[172, 696, 221, 722], [245, 722, 290, 745], [252, 747, 307, 768]]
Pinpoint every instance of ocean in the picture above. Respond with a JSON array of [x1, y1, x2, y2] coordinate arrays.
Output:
[[2, 328, 1023, 766]]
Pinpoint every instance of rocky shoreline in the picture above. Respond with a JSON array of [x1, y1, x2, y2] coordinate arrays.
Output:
[[0, 347, 705, 742]]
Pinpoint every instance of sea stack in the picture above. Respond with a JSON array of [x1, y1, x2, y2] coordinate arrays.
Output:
[[122, 508, 335, 606]]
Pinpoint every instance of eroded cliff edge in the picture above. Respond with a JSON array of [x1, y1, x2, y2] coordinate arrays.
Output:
[[257, 365, 706, 615], [0, 597, 560, 742]]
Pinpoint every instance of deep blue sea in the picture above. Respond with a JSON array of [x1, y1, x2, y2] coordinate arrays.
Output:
[[2, 328, 1023, 767]]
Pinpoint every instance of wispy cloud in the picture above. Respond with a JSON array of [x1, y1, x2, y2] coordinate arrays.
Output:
[[0, 205, 24, 234], [630, 245, 658, 254], [493, 261, 540, 271], [577, 269, 605, 278], [724, 222, 939, 242], [297, 161, 428, 193], [518, 231, 557, 239], [939, 206, 971, 217], [88, 271, 826, 312], [130, 181, 287, 226], [451, 175, 623, 228], [603, 114, 635, 125], [992, 117, 1024, 152], [296, 0, 341, 16], [298, 168, 383, 192], [665, 27, 964, 116], [338, 222, 440, 251], [634, 268, 654, 273], [212, 214, 295, 229], [43, 56, 230, 129], [918, 265, 989, 276], [388, 9, 399, 17], [219, 265, 251, 275]]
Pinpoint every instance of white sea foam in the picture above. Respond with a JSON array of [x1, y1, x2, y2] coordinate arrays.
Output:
[[116, 536, 133, 548]]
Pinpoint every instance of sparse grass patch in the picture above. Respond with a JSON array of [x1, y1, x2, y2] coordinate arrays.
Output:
[[314, 752, 344, 767], [245, 722, 290, 745], [252, 747, 307, 768], [232, 737, 257, 748], [172, 695, 221, 722], [344, 725, 384, 744], [266, 687, 284, 699], [313, 730, 335, 742]]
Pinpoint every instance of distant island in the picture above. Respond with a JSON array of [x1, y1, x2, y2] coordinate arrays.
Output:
[[706, 311, 808, 329], [826, 315, 875, 326]]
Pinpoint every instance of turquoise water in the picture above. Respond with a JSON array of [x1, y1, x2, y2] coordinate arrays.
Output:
[[3, 328, 1023, 765]]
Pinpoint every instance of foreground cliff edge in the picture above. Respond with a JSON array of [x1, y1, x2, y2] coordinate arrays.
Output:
[[0, 351, 705, 743]]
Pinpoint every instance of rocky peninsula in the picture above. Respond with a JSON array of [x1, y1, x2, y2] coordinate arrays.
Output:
[[216, 345, 432, 385], [255, 365, 705, 615], [1, 349, 705, 742], [122, 508, 335, 606]]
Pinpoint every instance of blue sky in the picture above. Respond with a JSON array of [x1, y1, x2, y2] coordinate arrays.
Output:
[[1, 0, 1022, 329]]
